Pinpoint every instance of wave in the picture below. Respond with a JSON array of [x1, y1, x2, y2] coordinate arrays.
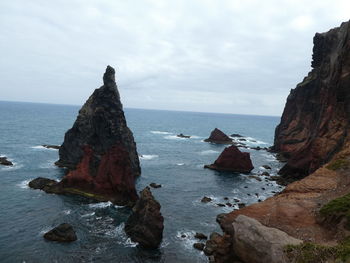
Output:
[[39, 160, 56, 169], [63, 210, 71, 215], [198, 150, 220, 155], [111, 223, 138, 247], [177, 163, 185, 166], [81, 212, 95, 217], [139, 154, 158, 160], [88, 201, 113, 209], [1, 163, 23, 171], [150, 131, 172, 135], [164, 135, 185, 140], [17, 179, 32, 189], [30, 145, 58, 150], [176, 230, 197, 250]]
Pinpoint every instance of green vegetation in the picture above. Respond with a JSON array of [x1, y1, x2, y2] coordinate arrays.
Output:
[[63, 188, 107, 202], [326, 158, 350, 171], [320, 193, 350, 229], [285, 238, 350, 263]]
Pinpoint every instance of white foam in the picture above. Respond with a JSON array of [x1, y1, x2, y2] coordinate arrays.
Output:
[[39, 160, 56, 169], [88, 201, 113, 209], [81, 212, 95, 217], [177, 163, 185, 166], [176, 230, 197, 250], [198, 150, 220, 155], [112, 223, 138, 247], [17, 179, 32, 189], [63, 210, 71, 215], [164, 135, 184, 140], [31, 145, 58, 150], [150, 131, 172, 135], [39, 227, 52, 235], [139, 154, 158, 160]]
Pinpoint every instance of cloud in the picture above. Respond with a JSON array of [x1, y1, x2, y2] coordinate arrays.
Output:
[[0, 0, 349, 116]]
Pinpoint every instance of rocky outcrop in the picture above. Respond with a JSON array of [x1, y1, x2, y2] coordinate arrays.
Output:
[[232, 215, 302, 263], [204, 145, 254, 173], [31, 66, 139, 206], [29, 177, 57, 190], [44, 223, 77, 242], [177, 133, 191, 138], [125, 187, 164, 249], [204, 128, 233, 144], [272, 21, 350, 181], [0, 156, 13, 166], [42, 145, 60, 150]]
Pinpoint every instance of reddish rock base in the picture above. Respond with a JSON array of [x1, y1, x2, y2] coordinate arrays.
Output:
[[204, 128, 233, 144], [205, 145, 254, 173]]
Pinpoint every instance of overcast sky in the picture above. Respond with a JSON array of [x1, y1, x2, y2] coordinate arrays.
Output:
[[0, 0, 349, 116]]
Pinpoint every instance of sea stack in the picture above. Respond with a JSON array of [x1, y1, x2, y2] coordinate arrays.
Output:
[[204, 128, 233, 144], [204, 145, 254, 173], [272, 21, 350, 181], [30, 66, 140, 206], [125, 187, 164, 249]]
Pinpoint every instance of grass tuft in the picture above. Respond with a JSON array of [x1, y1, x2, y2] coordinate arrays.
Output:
[[326, 159, 350, 171]]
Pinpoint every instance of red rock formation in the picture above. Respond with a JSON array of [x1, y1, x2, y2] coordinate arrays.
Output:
[[204, 145, 254, 173], [273, 21, 350, 181], [204, 128, 233, 144], [30, 66, 139, 206]]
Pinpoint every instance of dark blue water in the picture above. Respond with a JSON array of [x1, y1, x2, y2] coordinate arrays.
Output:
[[0, 101, 283, 262]]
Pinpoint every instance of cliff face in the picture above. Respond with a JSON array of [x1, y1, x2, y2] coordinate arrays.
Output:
[[52, 66, 140, 205], [273, 21, 350, 180]]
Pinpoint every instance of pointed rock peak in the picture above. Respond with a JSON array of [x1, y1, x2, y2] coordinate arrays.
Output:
[[103, 65, 116, 86]]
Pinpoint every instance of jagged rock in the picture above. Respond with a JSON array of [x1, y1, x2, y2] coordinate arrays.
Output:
[[42, 145, 60, 150], [177, 133, 191, 138], [149, 183, 161, 188], [204, 128, 233, 144], [0, 156, 13, 166], [44, 66, 139, 206], [195, 232, 208, 240], [193, 242, 205, 251], [261, 171, 270, 176], [272, 21, 350, 181], [201, 196, 212, 203], [125, 187, 164, 249], [262, 165, 271, 170], [43, 223, 77, 242], [204, 232, 236, 262], [29, 177, 57, 190], [204, 145, 254, 173], [232, 215, 302, 263]]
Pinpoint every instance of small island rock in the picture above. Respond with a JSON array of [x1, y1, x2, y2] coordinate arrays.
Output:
[[204, 128, 233, 144], [0, 157, 13, 166]]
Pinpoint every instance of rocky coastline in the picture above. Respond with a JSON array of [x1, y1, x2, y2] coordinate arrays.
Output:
[[205, 20, 350, 263]]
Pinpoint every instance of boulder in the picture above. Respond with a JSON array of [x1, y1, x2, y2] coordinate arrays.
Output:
[[195, 232, 208, 240], [232, 215, 302, 263], [43, 223, 77, 242], [204, 145, 254, 173], [49, 66, 139, 206], [193, 242, 205, 251], [0, 156, 13, 166], [204, 128, 233, 144], [125, 187, 164, 249], [201, 196, 212, 203]]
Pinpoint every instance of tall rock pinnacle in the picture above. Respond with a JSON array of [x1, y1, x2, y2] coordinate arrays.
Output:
[[52, 65, 140, 205]]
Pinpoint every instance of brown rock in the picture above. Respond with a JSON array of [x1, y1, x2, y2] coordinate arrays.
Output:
[[204, 128, 233, 144], [150, 183, 161, 188], [272, 21, 350, 181], [193, 242, 205, 251], [204, 145, 254, 173], [125, 187, 164, 249], [195, 232, 208, 240], [201, 196, 212, 203]]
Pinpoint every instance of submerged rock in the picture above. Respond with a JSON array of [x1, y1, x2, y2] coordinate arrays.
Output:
[[204, 128, 233, 144], [201, 196, 212, 203], [42, 144, 60, 150], [177, 133, 191, 138], [204, 145, 254, 173], [0, 156, 13, 166], [125, 187, 164, 249], [43, 223, 77, 242], [150, 183, 162, 188], [195, 232, 208, 240], [44, 66, 140, 206], [230, 133, 243, 138], [272, 21, 350, 181], [232, 215, 302, 263]]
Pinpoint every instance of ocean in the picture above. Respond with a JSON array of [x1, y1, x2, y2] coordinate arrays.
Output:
[[0, 101, 283, 263]]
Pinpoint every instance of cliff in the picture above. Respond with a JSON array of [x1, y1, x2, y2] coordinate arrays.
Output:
[[31, 66, 140, 206], [273, 21, 350, 181]]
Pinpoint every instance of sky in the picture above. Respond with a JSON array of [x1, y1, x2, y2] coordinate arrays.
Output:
[[0, 0, 349, 116]]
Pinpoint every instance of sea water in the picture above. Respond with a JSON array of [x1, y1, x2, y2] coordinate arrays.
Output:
[[0, 101, 283, 262]]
